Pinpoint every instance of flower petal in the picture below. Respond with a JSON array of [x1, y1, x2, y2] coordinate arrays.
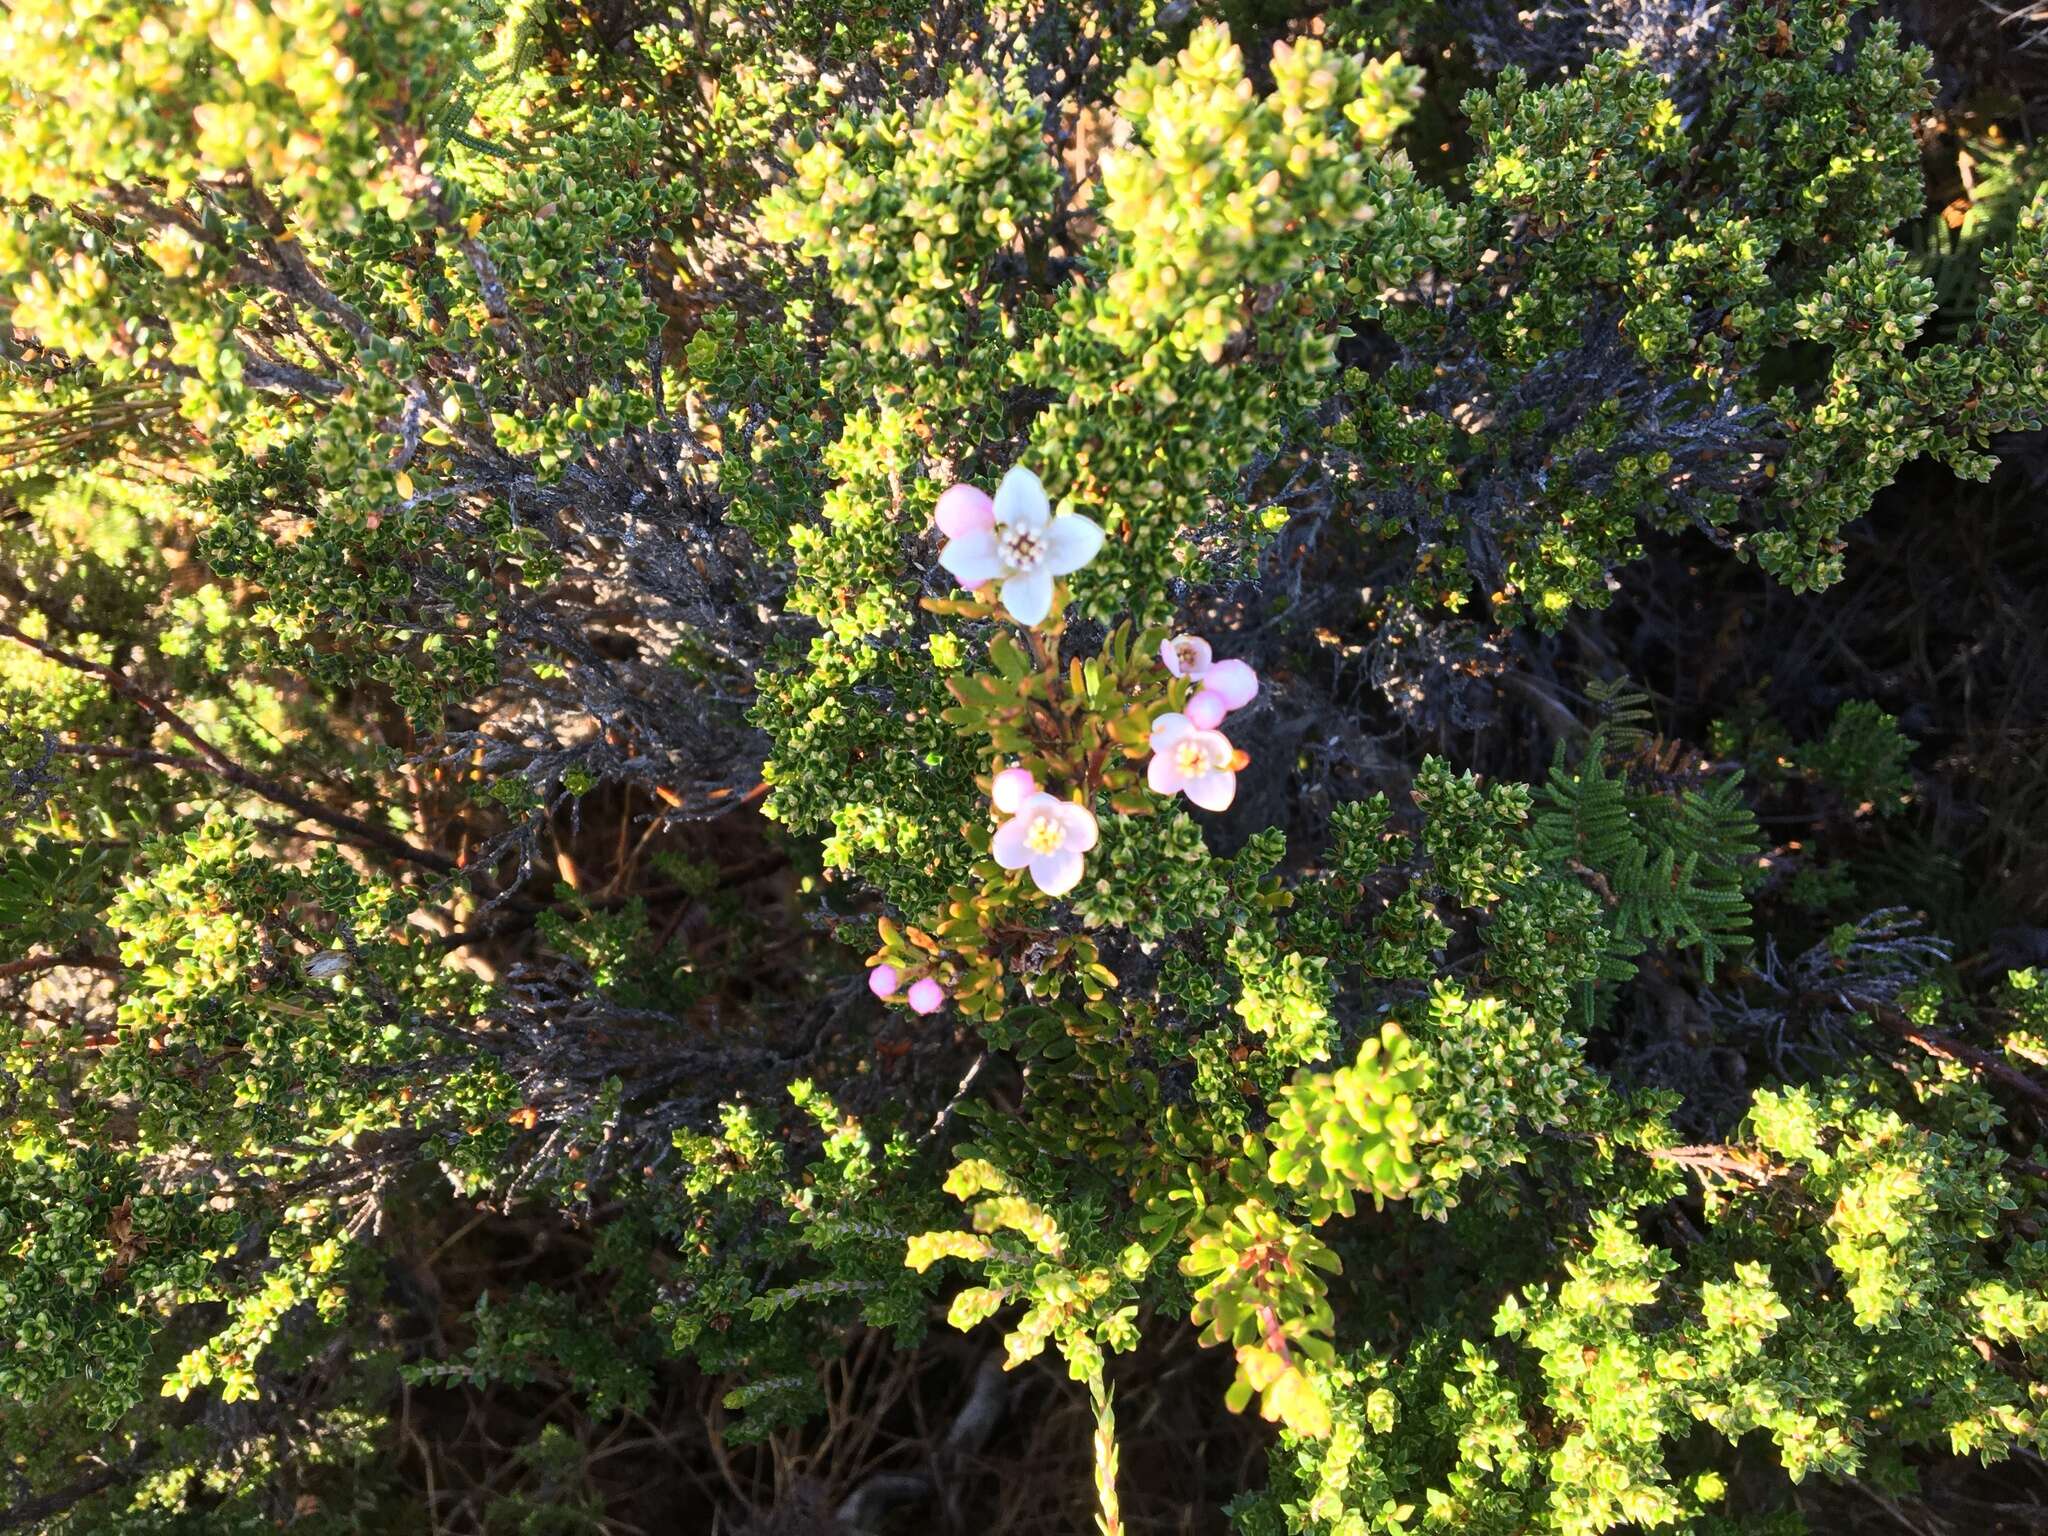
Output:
[[992, 766, 1037, 816], [1055, 800, 1099, 854], [992, 465, 1050, 532], [1042, 513, 1105, 575], [1184, 769, 1236, 812], [935, 483, 995, 539], [1148, 712, 1192, 753], [1203, 658, 1259, 710], [1030, 846, 1085, 897], [939, 529, 1002, 586], [1014, 790, 1065, 820], [1191, 728, 1236, 767], [1185, 689, 1229, 730], [999, 567, 1055, 627], [991, 814, 1035, 869], [1148, 752, 1187, 796]]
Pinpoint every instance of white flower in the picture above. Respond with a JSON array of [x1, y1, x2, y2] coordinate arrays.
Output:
[[938, 466, 1104, 627], [1161, 634, 1213, 678], [1147, 711, 1239, 812], [991, 790, 1100, 896]]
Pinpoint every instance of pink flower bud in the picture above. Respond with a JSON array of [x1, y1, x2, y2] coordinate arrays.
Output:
[[907, 977, 946, 1015], [1202, 658, 1259, 710], [935, 483, 996, 540], [868, 963, 901, 1000], [1185, 689, 1229, 730], [991, 765, 1038, 815]]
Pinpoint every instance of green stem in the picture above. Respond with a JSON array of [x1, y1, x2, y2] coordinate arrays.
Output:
[[1088, 1369, 1123, 1536]]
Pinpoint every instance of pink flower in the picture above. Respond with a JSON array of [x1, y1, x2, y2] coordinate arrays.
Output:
[[991, 766, 1038, 815], [868, 963, 901, 1000], [1148, 712, 1238, 812], [937, 466, 1105, 627], [907, 977, 946, 1015], [991, 791, 1099, 897]]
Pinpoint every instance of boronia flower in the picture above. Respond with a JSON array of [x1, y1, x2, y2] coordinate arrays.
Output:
[[1148, 711, 1240, 812], [868, 962, 901, 1000], [938, 466, 1104, 627], [1161, 633, 1260, 728], [1161, 634, 1213, 678], [991, 790, 1099, 897], [906, 977, 946, 1015]]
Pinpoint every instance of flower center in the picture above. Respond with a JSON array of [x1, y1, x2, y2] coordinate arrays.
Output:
[[999, 526, 1048, 573], [1175, 740, 1209, 776], [1174, 641, 1203, 672], [1024, 813, 1067, 855]]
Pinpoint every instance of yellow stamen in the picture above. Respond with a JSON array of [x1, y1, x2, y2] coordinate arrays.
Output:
[[1024, 814, 1067, 855]]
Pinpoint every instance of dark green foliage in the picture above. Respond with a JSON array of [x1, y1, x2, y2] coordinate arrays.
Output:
[[1533, 731, 1761, 982]]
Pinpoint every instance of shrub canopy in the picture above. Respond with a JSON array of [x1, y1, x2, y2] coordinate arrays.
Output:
[[1, 0, 2045, 1529]]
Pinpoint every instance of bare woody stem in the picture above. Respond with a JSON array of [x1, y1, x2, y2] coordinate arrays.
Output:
[[0, 620, 455, 874], [1866, 1001, 2048, 1112], [1646, 1144, 1784, 1183], [0, 949, 122, 981], [0, 1441, 158, 1533]]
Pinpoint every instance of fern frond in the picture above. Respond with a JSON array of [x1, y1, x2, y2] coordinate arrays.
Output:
[[1585, 674, 1656, 753], [1533, 739, 1759, 981]]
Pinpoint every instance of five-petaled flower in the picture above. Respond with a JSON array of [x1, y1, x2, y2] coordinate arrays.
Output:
[[1161, 633, 1259, 728], [1148, 712, 1240, 812], [938, 466, 1104, 627], [992, 790, 1100, 896]]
